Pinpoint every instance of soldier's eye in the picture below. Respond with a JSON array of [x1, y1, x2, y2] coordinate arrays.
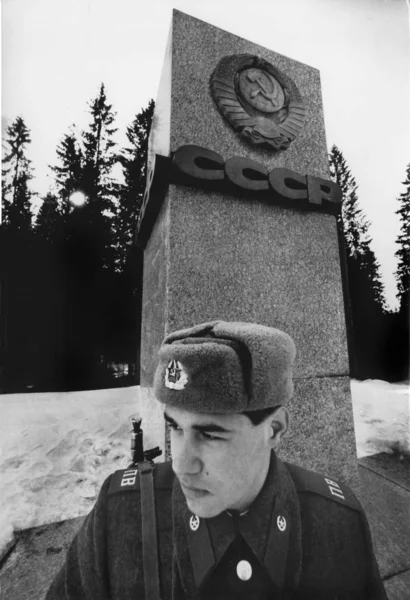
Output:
[[168, 421, 182, 432], [200, 431, 223, 441]]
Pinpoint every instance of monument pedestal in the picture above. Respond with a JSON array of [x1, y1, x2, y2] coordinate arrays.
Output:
[[138, 10, 357, 487]]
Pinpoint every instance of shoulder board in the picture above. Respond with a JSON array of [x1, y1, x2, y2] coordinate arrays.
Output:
[[108, 460, 174, 496], [285, 462, 362, 511]]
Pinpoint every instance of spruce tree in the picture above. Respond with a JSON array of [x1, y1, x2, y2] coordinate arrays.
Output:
[[389, 163, 410, 381], [114, 100, 154, 271], [36, 192, 63, 243], [1, 117, 36, 390], [2, 116, 33, 229], [6, 172, 33, 231], [82, 83, 118, 205], [53, 84, 121, 390], [329, 146, 366, 256], [329, 145, 385, 308], [395, 163, 410, 313], [100, 100, 154, 380], [329, 145, 386, 377], [80, 83, 119, 271], [50, 129, 84, 218]]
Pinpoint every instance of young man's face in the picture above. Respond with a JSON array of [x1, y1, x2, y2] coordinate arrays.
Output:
[[165, 405, 274, 519]]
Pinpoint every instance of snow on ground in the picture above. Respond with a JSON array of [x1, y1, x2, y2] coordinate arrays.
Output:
[[351, 379, 410, 458], [0, 379, 409, 559], [0, 386, 153, 559]]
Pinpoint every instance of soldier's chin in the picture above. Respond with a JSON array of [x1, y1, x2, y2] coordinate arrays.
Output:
[[184, 495, 222, 519]]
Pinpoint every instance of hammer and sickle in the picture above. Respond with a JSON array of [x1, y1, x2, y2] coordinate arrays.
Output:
[[247, 71, 281, 107]]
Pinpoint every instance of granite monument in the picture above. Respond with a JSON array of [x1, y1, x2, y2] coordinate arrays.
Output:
[[136, 10, 357, 486]]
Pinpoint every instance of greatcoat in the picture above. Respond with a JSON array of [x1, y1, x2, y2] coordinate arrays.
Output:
[[46, 453, 387, 599]]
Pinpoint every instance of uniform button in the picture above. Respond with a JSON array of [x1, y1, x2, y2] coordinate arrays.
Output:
[[236, 560, 252, 581], [189, 515, 200, 531], [277, 515, 287, 531]]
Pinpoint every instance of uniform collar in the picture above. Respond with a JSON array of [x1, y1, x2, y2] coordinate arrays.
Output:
[[172, 453, 302, 595]]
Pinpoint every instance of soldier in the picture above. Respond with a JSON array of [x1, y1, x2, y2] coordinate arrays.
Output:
[[47, 321, 387, 599]]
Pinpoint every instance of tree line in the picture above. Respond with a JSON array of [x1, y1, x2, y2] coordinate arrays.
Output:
[[0, 85, 408, 392], [329, 146, 409, 381], [1, 85, 154, 391]]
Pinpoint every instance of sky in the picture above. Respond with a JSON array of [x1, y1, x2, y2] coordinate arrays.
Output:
[[2, 0, 409, 309]]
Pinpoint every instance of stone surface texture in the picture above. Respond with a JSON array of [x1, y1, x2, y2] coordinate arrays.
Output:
[[166, 185, 348, 379], [279, 376, 358, 488], [384, 571, 410, 600], [141, 195, 169, 387], [358, 464, 410, 579], [358, 452, 410, 491], [140, 10, 354, 481], [0, 517, 85, 600], [170, 10, 330, 178], [147, 21, 172, 166]]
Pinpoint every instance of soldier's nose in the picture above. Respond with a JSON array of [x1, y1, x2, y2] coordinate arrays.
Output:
[[172, 440, 202, 477]]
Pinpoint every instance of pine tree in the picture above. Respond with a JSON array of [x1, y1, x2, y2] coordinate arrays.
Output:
[[329, 145, 386, 377], [388, 163, 410, 381], [329, 146, 366, 257], [329, 145, 385, 308], [36, 192, 63, 243], [395, 163, 410, 313], [80, 83, 119, 270], [114, 99, 154, 271], [6, 171, 33, 231], [1, 117, 36, 390], [96, 100, 155, 381], [82, 83, 118, 205], [50, 129, 84, 218], [52, 84, 121, 390], [1, 160, 11, 224], [2, 116, 33, 229]]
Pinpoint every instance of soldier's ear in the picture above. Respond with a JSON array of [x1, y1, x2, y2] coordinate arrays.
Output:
[[268, 406, 289, 449]]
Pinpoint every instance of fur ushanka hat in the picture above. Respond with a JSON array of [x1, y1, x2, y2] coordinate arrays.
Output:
[[153, 321, 296, 413]]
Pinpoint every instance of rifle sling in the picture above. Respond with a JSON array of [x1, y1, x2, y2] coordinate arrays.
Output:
[[139, 461, 161, 600]]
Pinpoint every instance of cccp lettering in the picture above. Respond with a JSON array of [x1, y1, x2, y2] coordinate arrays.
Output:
[[171, 145, 342, 214], [269, 168, 308, 202], [224, 156, 269, 192], [307, 176, 343, 208], [172, 145, 225, 183]]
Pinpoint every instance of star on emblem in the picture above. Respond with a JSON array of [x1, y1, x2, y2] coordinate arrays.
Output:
[[167, 360, 181, 383], [277, 515, 287, 532], [165, 360, 188, 390], [189, 515, 200, 531]]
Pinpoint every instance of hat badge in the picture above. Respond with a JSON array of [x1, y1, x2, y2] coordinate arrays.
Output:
[[165, 359, 188, 390]]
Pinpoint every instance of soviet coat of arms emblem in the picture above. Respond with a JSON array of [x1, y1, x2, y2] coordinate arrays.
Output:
[[210, 54, 306, 151]]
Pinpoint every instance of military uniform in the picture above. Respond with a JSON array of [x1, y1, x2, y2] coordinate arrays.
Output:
[[46, 453, 386, 599], [46, 321, 387, 599]]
